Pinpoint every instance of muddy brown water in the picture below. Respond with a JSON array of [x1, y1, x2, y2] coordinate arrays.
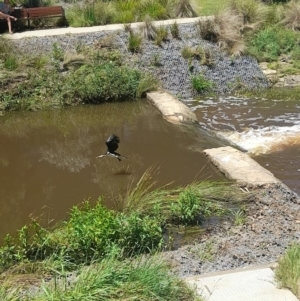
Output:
[[187, 96, 300, 196], [2, 96, 299, 242], [0, 100, 224, 240]]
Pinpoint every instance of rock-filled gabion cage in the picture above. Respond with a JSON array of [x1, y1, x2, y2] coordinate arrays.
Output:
[[11, 22, 269, 100]]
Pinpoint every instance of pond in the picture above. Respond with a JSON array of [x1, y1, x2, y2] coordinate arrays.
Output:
[[2, 95, 299, 241], [0, 100, 224, 240]]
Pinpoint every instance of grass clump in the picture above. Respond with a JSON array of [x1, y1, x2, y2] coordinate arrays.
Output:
[[275, 243, 300, 298], [0, 200, 164, 272], [140, 16, 157, 40], [174, 0, 198, 18], [0, 256, 201, 301], [170, 21, 180, 38], [128, 31, 143, 53], [154, 25, 169, 45], [197, 9, 245, 56], [281, 0, 300, 31]]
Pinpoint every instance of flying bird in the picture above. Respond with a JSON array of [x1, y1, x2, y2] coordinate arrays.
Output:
[[96, 134, 127, 161]]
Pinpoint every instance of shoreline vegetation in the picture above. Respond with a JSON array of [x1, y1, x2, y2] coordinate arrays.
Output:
[[0, 174, 250, 300], [2, 0, 300, 112], [1, 0, 300, 299]]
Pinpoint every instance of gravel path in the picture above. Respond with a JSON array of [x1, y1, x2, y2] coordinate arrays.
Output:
[[162, 183, 300, 278]]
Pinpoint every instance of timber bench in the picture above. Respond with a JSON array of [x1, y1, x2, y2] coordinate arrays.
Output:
[[12, 6, 66, 29]]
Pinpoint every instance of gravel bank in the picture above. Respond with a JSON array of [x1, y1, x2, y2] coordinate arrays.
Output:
[[162, 183, 300, 278], [10, 22, 269, 98]]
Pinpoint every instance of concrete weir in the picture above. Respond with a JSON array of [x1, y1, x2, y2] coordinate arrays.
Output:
[[203, 146, 280, 185], [146, 91, 197, 124], [147, 91, 280, 185]]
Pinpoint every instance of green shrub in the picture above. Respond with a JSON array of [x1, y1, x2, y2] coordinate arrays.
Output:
[[0, 200, 164, 271], [192, 74, 214, 93], [65, 62, 142, 103], [117, 212, 163, 256]]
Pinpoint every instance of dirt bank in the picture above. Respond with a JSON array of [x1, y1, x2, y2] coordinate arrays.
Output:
[[162, 183, 300, 278]]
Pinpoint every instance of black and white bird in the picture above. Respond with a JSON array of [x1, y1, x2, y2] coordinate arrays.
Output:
[[96, 134, 127, 161]]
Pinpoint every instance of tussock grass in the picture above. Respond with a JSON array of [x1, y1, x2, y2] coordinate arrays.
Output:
[[121, 167, 251, 224], [140, 15, 157, 40], [128, 31, 143, 52], [281, 0, 300, 31], [0, 256, 202, 301], [275, 243, 300, 298], [197, 9, 244, 56]]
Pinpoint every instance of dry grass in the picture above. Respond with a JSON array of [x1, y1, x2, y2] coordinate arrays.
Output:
[[227, 0, 266, 27], [197, 8, 244, 56], [281, 0, 300, 31], [140, 15, 157, 40]]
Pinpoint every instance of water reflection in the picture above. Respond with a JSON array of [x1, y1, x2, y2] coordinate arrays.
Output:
[[0, 100, 223, 240]]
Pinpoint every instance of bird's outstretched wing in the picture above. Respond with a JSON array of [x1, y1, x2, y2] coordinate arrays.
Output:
[[106, 134, 120, 153]]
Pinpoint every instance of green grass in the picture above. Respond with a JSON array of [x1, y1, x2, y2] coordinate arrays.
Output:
[[275, 243, 300, 298], [235, 86, 300, 102], [0, 255, 202, 301], [195, 0, 226, 15], [246, 25, 300, 62]]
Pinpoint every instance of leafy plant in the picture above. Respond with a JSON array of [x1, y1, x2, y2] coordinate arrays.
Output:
[[64, 62, 142, 103], [191, 74, 214, 93], [170, 187, 217, 225]]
